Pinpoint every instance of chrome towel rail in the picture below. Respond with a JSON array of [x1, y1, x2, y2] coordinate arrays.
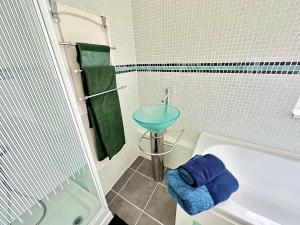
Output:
[[59, 42, 116, 50], [60, 42, 116, 74], [73, 69, 82, 73], [80, 85, 127, 101]]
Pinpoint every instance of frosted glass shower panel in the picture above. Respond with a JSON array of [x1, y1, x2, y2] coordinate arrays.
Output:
[[0, 0, 102, 224]]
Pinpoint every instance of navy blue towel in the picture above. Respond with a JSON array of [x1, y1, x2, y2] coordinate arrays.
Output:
[[178, 154, 226, 187], [206, 169, 239, 205], [166, 169, 239, 215]]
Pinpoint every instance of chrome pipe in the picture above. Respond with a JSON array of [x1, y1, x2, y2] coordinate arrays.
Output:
[[161, 87, 170, 105], [59, 42, 76, 46], [150, 132, 165, 182], [80, 85, 127, 101], [59, 42, 116, 50], [138, 129, 185, 181], [138, 129, 184, 156]]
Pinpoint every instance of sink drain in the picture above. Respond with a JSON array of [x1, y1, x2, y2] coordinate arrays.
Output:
[[73, 216, 83, 225]]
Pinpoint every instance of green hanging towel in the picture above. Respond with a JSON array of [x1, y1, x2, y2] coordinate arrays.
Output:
[[76, 43, 125, 160]]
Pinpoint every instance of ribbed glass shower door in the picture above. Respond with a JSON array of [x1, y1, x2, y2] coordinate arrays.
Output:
[[0, 1, 105, 225]]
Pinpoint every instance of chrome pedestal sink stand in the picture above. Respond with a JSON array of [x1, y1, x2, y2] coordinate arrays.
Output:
[[138, 129, 184, 181], [135, 88, 184, 182]]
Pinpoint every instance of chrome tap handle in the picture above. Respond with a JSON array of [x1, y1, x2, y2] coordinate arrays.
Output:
[[161, 88, 170, 105]]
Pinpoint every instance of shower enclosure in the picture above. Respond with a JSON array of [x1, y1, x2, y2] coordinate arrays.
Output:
[[0, 0, 112, 224]]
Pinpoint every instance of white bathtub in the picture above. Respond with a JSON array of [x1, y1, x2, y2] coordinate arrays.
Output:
[[175, 133, 300, 225]]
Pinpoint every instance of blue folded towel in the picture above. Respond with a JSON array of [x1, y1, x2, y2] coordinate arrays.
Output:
[[166, 170, 214, 215], [205, 169, 239, 204], [166, 169, 239, 215], [178, 154, 226, 187]]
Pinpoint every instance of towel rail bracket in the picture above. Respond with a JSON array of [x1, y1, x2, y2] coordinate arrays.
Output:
[[50, 0, 59, 18]]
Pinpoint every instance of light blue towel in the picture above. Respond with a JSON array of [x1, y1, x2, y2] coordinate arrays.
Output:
[[166, 170, 214, 215]]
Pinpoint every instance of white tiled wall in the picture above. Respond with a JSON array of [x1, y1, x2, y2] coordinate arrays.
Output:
[[59, 0, 140, 193], [58, 0, 300, 186], [132, 0, 300, 63], [132, 0, 300, 154]]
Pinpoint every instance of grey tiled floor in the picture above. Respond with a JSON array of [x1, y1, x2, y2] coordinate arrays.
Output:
[[105, 156, 177, 225]]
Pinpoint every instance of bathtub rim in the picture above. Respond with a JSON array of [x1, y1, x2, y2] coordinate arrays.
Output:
[[196, 132, 300, 162]]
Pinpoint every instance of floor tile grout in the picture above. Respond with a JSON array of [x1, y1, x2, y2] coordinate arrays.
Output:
[[143, 185, 164, 225], [143, 211, 164, 225], [108, 190, 118, 206], [111, 190, 143, 211], [135, 170, 168, 188], [108, 171, 135, 205], [108, 157, 171, 225], [109, 158, 145, 206], [105, 155, 141, 196], [132, 169, 153, 181], [129, 158, 168, 188], [111, 189, 164, 225], [119, 158, 144, 194], [131, 156, 145, 170], [135, 183, 159, 225], [106, 193, 115, 205]]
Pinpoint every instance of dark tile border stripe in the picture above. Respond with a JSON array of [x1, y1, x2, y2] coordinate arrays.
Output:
[[115, 62, 300, 75], [1, 62, 298, 80]]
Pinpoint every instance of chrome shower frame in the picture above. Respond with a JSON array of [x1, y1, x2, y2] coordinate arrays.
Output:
[[35, 1, 113, 224]]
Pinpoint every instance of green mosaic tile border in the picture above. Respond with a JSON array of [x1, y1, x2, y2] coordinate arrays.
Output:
[[115, 62, 300, 74], [1, 62, 298, 80]]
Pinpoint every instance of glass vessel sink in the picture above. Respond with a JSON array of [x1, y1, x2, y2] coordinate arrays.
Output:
[[132, 104, 180, 133]]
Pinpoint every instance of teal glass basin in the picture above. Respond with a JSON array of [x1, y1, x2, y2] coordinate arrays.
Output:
[[132, 104, 180, 133]]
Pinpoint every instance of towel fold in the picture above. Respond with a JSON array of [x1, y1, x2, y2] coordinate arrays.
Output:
[[166, 170, 214, 215], [178, 154, 226, 187], [76, 42, 111, 67], [166, 168, 239, 215], [76, 43, 125, 160], [205, 169, 239, 205]]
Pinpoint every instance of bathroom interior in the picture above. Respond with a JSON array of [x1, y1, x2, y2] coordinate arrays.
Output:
[[1, 0, 300, 225]]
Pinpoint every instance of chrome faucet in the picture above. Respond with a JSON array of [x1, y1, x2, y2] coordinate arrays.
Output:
[[161, 88, 170, 105]]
